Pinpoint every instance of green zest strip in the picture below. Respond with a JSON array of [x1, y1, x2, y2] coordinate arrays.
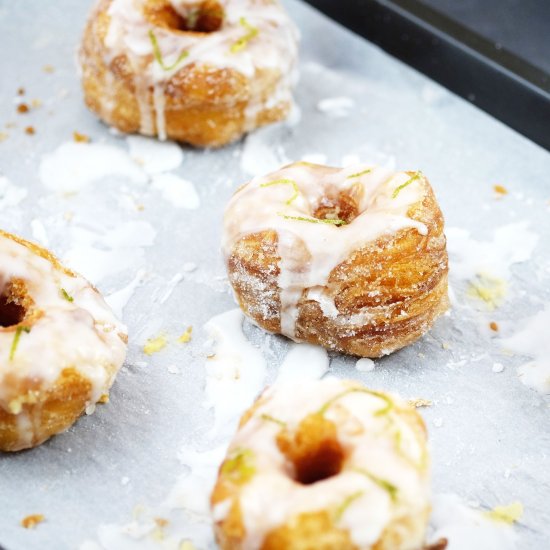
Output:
[[346, 168, 373, 179], [334, 491, 364, 522], [392, 171, 422, 199], [354, 468, 399, 502], [60, 288, 74, 302], [260, 179, 300, 205], [9, 326, 31, 361], [221, 447, 256, 484], [231, 17, 259, 53], [317, 388, 394, 417], [260, 413, 286, 427], [149, 30, 189, 71], [278, 213, 347, 226]]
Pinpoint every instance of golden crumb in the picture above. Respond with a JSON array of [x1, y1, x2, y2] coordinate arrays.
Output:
[[31, 99, 42, 108], [0, 132, 8, 142], [493, 184, 508, 196], [154, 517, 169, 528], [408, 398, 433, 409], [73, 130, 90, 143], [21, 514, 45, 529], [143, 334, 168, 355], [178, 326, 193, 343], [136, 204, 145, 211], [17, 87, 25, 96], [441, 342, 452, 350], [43, 64, 55, 73], [25, 126, 35, 135], [98, 393, 110, 404], [489, 321, 499, 332], [17, 103, 29, 114]]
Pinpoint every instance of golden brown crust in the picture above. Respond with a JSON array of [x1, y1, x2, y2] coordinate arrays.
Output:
[[261, 511, 357, 550], [211, 382, 432, 549], [0, 368, 92, 452], [0, 229, 125, 452], [227, 177, 449, 357], [79, 0, 292, 147]]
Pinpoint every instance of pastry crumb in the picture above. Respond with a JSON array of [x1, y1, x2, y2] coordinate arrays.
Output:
[[179, 541, 197, 550], [154, 517, 169, 528], [17, 87, 25, 96], [98, 393, 109, 404], [42, 64, 55, 73], [21, 514, 45, 529], [0, 132, 8, 142], [73, 130, 90, 143], [31, 98, 42, 108], [489, 321, 499, 332], [25, 126, 35, 135], [17, 103, 29, 114], [493, 184, 508, 196]]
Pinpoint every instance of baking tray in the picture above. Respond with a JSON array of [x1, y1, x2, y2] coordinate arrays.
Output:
[[304, 0, 550, 151], [0, 1, 549, 549]]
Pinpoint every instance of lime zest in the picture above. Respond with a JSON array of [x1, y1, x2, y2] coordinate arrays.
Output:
[[260, 413, 286, 427], [143, 333, 168, 355], [354, 468, 399, 502], [484, 502, 523, 524], [60, 288, 74, 302], [149, 29, 189, 71], [260, 179, 300, 205], [230, 17, 259, 53], [346, 168, 373, 179], [221, 447, 256, 484], [278, 213, 347, 226], [9, 326, 31, 361], [392, 171, 422, 199], [317, 387, 394, 417], [334, 491, 364, 522]]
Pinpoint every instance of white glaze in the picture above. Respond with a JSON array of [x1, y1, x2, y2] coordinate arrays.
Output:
[[221, 378, 429, 549], [446, 222, 538, 280], [151, 173, 200, 209], [203, 308, 267, 437], [223, 163, 429, 339], [0, 233, 127, 446], [429, 494, 518, 550], [275, 342, 329, 384], [0, 175, 27, 209], [501, 306, 550, 394], [39, 142, 148, 193], [126, 135, 183, 174], [99, 0, 299, 139]]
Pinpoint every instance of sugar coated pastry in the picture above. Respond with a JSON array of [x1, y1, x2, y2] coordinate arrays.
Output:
[[222, 162, 449, 357], [0, 230, 127, 452], [80, 0, 299, 147], [211, 378, 431, 549]]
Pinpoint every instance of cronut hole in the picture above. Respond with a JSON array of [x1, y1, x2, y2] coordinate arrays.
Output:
[[0, 287, 27, 328], [279, 414, 346, 485], [313, 191, 360, 225], [145, 0, 224, 33]]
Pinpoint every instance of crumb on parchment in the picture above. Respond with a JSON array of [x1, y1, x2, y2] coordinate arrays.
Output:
[[21, 514, 45, 529]]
